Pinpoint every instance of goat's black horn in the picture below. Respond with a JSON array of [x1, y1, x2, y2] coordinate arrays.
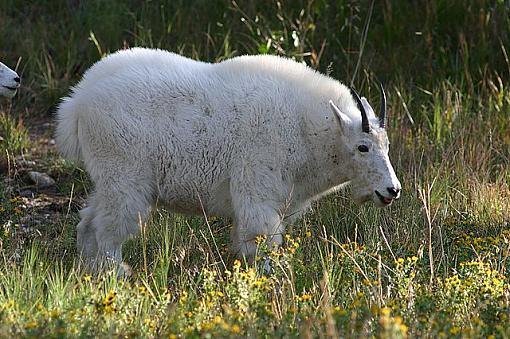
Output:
[[379, 82, 387, 129], [349, 87, 370, 133]]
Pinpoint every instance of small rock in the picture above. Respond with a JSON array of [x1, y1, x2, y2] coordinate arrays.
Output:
[[17, 159, 36, 168], [18, 189, 35, 198], [3, 185, 14, 196], [28, 171, 56, 188]]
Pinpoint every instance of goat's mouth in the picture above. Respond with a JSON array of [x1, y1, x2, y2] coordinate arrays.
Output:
[[3, 85, 18, 91], [375, 190, 393, 205]]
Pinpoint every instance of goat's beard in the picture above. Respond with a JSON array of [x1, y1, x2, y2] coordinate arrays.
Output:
[[353, 194, 371, 205], [350, 180, 372, 205]]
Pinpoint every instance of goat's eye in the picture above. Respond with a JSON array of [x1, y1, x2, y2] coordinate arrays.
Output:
[[358, 145, 369, 153]]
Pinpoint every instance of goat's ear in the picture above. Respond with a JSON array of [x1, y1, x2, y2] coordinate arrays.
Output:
[[329, 100, 351, 131], [360, 97, 375, 118]]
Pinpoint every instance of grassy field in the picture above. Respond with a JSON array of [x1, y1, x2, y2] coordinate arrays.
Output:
[[1, 0, 510, 337]]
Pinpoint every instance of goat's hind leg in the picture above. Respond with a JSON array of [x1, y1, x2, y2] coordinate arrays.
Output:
[[76, 203, 99, 268], [83, 182, 152, 273]]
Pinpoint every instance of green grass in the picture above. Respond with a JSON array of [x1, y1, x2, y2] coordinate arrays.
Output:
[[0, 112, 30, 169], [1, 0, 510, 337]]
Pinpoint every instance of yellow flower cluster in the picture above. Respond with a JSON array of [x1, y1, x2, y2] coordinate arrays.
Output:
[[255, 235, 267, 245], [175, 263, 274, 336], [25, 321, 38, 330], [5, 196, 25, 216], [143, 318, 156, 332], [438, 260, 509, 310], [333, 306, 347, 316], [296, 293, 313, 302], [99, 290, 117, 314], [179, 290, 188, 305], [378, 307, 409, 338], [340, 241, 365, 252], [285, 234, 300, 254], [1, 299, 15, 311], [197, 315, 242, 334], [457, 229, 510, 252], [395, 256, 418, 267]]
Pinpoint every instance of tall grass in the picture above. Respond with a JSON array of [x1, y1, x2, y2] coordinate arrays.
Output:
[[0, 0, 509, 337]]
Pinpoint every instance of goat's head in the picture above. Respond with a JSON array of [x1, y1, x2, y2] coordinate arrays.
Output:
[[329, 84, 401, 207], [0, 62, 20, 98]]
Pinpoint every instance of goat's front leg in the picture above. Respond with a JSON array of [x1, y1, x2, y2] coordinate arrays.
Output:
[[230, 201, 285, 264], [229, 159, 289, 270]]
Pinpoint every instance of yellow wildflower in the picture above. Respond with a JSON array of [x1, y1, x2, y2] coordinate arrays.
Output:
[[49, 309, 60, 318], [179, 291, 188, 305], [144, 318, 156, 331], [300, 294, 312, 301], [381, 307, 391, 316], [255, 235, 267, 244], [450, 327, 460, 335], [231, 324, 241, 334], [25, 321, 38, 329]]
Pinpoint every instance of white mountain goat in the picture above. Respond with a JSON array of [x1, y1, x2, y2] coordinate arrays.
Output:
[[56, 48, 401, 269], [0, 61, 20, 98]]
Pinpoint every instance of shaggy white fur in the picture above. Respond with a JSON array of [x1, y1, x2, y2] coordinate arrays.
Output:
[[0, 62, 20, 98], [56, 48, 401, 268]]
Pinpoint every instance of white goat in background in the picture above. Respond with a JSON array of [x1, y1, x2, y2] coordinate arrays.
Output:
[[56, 48, 401, 270], [0, 61, 20, 98]]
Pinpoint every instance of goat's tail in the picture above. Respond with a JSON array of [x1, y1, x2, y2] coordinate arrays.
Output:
[[55, 96, 82, 161]]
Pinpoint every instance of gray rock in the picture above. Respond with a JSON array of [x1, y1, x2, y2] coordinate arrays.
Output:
[[28, 171, 56, 188]]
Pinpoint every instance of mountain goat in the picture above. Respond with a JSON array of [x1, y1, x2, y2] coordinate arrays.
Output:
[[56, 48, 401, 269], [0, 61, 20, 98]]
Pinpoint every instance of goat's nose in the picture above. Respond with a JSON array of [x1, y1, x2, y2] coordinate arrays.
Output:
[[387, 187, 400, 198], [14, 77, 20, 83]]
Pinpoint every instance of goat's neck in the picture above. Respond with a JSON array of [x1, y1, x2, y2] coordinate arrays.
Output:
[[297, 123, 354, 198]]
